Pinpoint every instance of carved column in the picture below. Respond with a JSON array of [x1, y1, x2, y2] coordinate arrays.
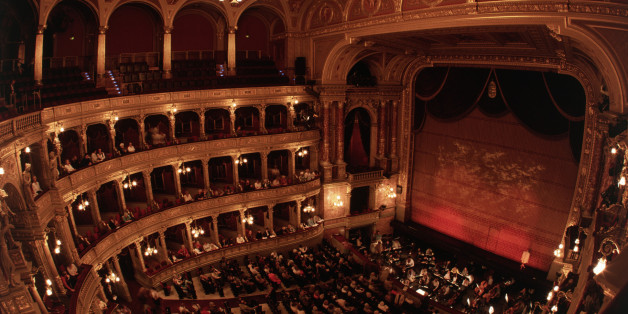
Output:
[[320, 101, 333, 181], [96, 26, 108, 87], [258, 105, 267, 134], [212, 216, 220, 245], [376, 100, 388, 169], [232, 155, 240, 185], [114, 179, 127, 212], [197, 109, 206, 139], [265, 203, 275, 231], [261, 151, 269, 181], [168, 112, 176, 142], [142, 171, 154, 206], [288, 104, 296, 131], [238, 209, 246, 236], [336, 101, 346, 179], [138, 115, 146, 149], [292, 200, 303, 229], [227, 26, 237, 76], [107, 119, 116, 155], [87, 189, 101, 224], [34, 25, 45, 85], [389, 100, 399, 172], [201, 159, 210, 191], [162, 26, 173, 79], [34, 239, 65, 294], [183, 221, 193, 252], [173, 164, 183, 197], [229, 106, 237, 136], [310, 144, 319, 171], [111, 255, 131, 301], [55, 214, 80, 263], [288, 148, 296, 179], [158, 230, 170, 264], [29, 283, 48, 314], [37, 139, 52, 189], [134, 241, 146, 272], [66, 205, 78, 239]]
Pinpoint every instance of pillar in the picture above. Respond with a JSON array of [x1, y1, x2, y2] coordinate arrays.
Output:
[[96, 26, 107, 87], [111, 255, 132, 302], [134, 241, 146, 272], [389, 100, 399, 172], [115, 180, 127, 212], [38, 139, 52, 189], [288, 149, 296, 179], [34, 25, 45, 85], [162, 26, 173, 79], [173, 164, 182, 197], [142, 171, 154, 206], [29, 283, 48, 314], [261, 151, 268, 181], [34, 239, 65, 294], [197, 109, 206, 139], [310, 145, 319, 171], [258, 105, 267, 134], [288, 104, 296, 131], [66, 205, 78, 239], [227, 26, 237, 76], [212, 216, 220, 245], [376, 101, 387, 169], [168, 112, 176, 142], [265, 204, 274, 231], [79, 125, 88, 157], [202, 159, 210, 191], [108, 120, 116, 155], [238, 209, 247, 236], [158, 231, 171, 264], [320, 101, 332, 181], [232, 156, 240, 185], [296, 199, 303, 229], [184, 221, 193, 252], [336, 101, 346, 179], [229, 107, 237, 136], [55, 214, 80, 263], [87, 189, 101, 224]]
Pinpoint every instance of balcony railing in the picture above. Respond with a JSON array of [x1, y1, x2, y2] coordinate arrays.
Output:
[[347, 169, 384, 183], [78, 179, 321, 266], [0, 111, 41, 142], [142, 224, 324, 287]]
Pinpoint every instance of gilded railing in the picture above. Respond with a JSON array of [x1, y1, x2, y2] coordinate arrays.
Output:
[[347, 169, 384, 182], [0, 111, 41, 143], [79, 179, 321, 266]]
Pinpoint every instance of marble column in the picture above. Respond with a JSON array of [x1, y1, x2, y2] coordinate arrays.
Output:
[[87, 189, 101, 224], [265, 204, 275, 231], [238, 209, 246, 236], [159, 231, 171, 264], [138, 116, 146, 149], [168, 113, 176, 143], [232, 156, 240, 185], [115, 179, 127, 212], [212, 216, 220, 245], [389, 100, 399, 172], [79, 125, 88, 157], [258, 105, 267, 134], [34, 25, 45, 85], [229, 107, 237, 136], [37, 139, 52, 189], [288, 149, 296, 179], [162, 26, 173, 79], [29, 283, 48, 314], [34, 239, 65, 294], [227, 27, 237, 76], [173, 164, 182, 197], [336, 101, 346, 179], [134, 241, 146, 272], [96, 26, 108, 87], [261, 151, 269, 181], [296, 199, 303, 229], [376, 101, 387, 169], [142, 171, 154, 206], [309, 145, 319, 171], [111, 255, 131, 301], [197, 109, 206, 139], [184, 221, 193, 252], [202, 159, 210, 191], [320, 101, 333, 181], [66, 205, 78, 239]]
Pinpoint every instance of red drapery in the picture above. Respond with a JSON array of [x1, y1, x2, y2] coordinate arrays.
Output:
[[349, 116, 369, 166]]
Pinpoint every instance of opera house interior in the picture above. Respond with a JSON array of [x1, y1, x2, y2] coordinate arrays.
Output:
[[1, 0, 628, 313]]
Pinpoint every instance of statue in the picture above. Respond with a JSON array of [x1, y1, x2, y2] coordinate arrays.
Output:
[[21, 163, 36, 209], [49, 151, 59, 187], [0, 204, 19, 287]]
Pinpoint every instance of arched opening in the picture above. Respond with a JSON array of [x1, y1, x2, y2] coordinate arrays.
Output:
[[96, 182, 120, 215], [174, 111, 200, 142], [293, 102, 315, 131], [151, 165, 177, 205], [122, 172, 147, 211], [235, 106, 260, 136], [58, 129, 81, 167], [265, 104, 287, 133], [267, 150, 288, 184], [179, 160, 203, 197], [244, 206, 267, 239], [43, 0, 98, 71], [217, 211, 240, 245], [114, 118, 140, 153], [3, 183, 27, 212], [172, 4, 223, 55], [344, 108, 371, 172], [106, 3, 163, 70], [86, 123, 111, 157], [346, 61, 376, 87], [208, 156, 234, 187], [237, 152, 261, 183], [144, 114, 170, 147], [205, 109, 231, 139]]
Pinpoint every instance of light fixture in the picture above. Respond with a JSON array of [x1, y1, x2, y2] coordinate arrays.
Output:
[[303, 204, 315, 213], [191, 224, 205, 238], [551, 305, 558, 313], [77, 194, 89, 211], [416, 288, 426, 296], [235, 156, 248, 165], [25, 147, 31, 153], [333, 195, 343, 207], [553, 285, 559, 292], [54, 238, 62, 254], [297, 149, 308, 157], [574, 245, 579, 252], [178, 164, 192, 174], [611, 147, 617, 154], [231, 99, 237, 108], [593, 257, 607, 275], [387, 187, 397, 199], [242, 212, 254, 225], [144, 242, 158, 256], [505, 293, 508, 303], [0, 167, 4, 175], [619, 177, 626, 186], [488, 306, 494, 314], [46, 279, 53, 296], [547, 291, 553, 301], [123, 175, 137, 189], [105, 271, 120, 283]]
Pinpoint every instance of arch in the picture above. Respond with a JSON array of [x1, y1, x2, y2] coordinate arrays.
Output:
[[320, 40, 370, 84], [171, 0, 228, 27], [40, 0, 98, 27], [43, 0, 99, 63], [172, 3, 225, 52], [58, 129, 81, 164], [265, 104, 288, 133], [205, 108, 231, 139], [104, 0, 164, 27], [3, 183, 27, 212], [235, 2, 287, 31], [114, 118, 140, 152], [234, 106, 261, 135], [106, 3, 164, 56], [144, 114, 170, 147], [174, 111, 201, 141], [86, 123, 111, 155]]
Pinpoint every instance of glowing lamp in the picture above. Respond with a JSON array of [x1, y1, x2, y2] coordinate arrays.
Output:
[[593, 257, 607, 275]]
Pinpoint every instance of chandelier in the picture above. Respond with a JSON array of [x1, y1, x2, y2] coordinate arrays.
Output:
[[235, 156, 248, 165], [191, 224, 205, 238], [178, 164, 191, 174], [123, 176, 137, 189], [45, 279, 53, 296], [242, 212, 254, 225], [105, 271, 120, 283], [297, 149, 309, 157], [77, 194, 89, 211], [333, 195, 343, 207], [303, 204, 315, 213], [387, 187, 397, 199], [53, 239, 62, 254], [144, 244, 158, 256]]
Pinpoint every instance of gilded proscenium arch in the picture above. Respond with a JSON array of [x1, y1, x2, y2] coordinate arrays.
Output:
[[78, 179, 321, 266]]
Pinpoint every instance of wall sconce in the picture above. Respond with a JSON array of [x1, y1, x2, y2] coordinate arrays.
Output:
[[0, 167, 4, 175], [25, 146, 31, 153], [177, 165, 191, 174], [76, 193, 89, 211], [53, 238, 62, 254], [333, 195, 343, 207], [123, 176, 137, 189], [46, 279, 53, 296], [144, 239, 158, 256], [553, 243, 564, 257], [593, 257, 607, 275], [231, 99, 237, 108], [303, 204, 315, 213], [110, 111, 119, 122], [619, 176, 626, 186], [297, 149, 308, 157], [242, 210, 254, 225], [235, 156, 248, 165], [611, 146, 618, 154], [105, 271, 120, 283]]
